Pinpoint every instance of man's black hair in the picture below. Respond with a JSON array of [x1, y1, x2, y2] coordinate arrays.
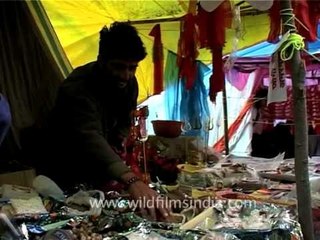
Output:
[[98, 22, 147, 62]]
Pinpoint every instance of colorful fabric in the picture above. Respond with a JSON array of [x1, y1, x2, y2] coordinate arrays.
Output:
[[164, 50, 211, 139], [180, 61, 211, 139], [196, 0, 232, 101], [292, 0, 317, 42], [213, 68, 266, 152], [267, 85, 320, 122], [177, 13, 199, 90], [308, 0, 320, 41], [196, 1, 232, 49], [149, 24, 164, 95], [164, 51, 181, 120], [267, 0, 318, 43], [226, 68, 250, 91]]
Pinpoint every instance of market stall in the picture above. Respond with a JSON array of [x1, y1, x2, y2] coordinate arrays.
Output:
[[1, 0, 320, 239], [0, 154, 307, 239]]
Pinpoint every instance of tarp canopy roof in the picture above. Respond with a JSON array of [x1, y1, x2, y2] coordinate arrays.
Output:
[[230, 22, 320, 75], [234, 23, 320, 58], [227, 22, 320, 85], [40, 0, 271, 101]]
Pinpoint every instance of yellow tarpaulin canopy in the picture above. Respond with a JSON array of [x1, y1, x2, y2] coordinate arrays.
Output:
[[40, 0, 270, 102]]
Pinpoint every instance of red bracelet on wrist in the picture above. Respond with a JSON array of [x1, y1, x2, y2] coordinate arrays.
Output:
[[125, 176, 141, 185]]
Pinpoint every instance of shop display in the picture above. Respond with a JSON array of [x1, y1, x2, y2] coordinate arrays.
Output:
[[182, 200, 302, 240], [2, 148, 319, 239]]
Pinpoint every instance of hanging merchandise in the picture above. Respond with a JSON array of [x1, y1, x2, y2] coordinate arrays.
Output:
[[149, 24, 164, 95], [307, 0, 320, 40], [226, 68, 250, 91], [292, 0, 317, 42], [267, 0, 281, 43], [213, 68, 268, 153], [199, 0, 224, 12], [177, 13, 199, 90], [246, 0, 274, 11], [196, 0, 232, 53], [268, 0, 317, 43], [179, 61, 211, 140], [196, 0, 232, 102]]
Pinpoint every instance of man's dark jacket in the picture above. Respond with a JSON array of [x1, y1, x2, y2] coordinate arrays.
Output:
[[43, 62, 138, 186]]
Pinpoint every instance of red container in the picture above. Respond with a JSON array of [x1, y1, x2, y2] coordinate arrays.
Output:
[[151, 120, 183, 138]]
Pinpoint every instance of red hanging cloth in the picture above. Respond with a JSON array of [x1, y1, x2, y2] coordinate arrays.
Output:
[[292, 0, 317, 42], [308, 0, 320, 40], [196, 1, 232, 49], [268, 0, 317, 43], [267, 0, 281, 43], [177, 13, 199, 90], [149, 24, 164, 95], [196, 0, 232, 101]]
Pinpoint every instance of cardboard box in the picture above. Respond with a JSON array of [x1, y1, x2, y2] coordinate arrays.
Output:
[[0, 169, 36, 187]]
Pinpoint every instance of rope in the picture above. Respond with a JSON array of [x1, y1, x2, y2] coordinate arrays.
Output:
[[302, 49, 320, 63], [280, 8, 297, 33], [279, 33, 305, 61], [278, 8, 319, 63], [278, 8, 304, 61]]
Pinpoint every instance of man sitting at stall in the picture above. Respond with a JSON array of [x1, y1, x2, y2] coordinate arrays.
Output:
[[39, 22, 170, 221]]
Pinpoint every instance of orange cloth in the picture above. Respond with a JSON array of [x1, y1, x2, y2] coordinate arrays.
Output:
[[214, 100, 253, 152]]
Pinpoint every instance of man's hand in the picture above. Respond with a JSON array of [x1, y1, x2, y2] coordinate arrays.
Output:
[[121, 172, 171, 221]]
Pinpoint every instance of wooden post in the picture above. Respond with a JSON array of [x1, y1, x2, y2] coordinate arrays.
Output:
[[279, 0, 314, 239], [222, 81, 229, 155]]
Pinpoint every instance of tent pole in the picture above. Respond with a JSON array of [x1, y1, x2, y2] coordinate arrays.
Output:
[[279, 0, 314, 239], [222, 81, 229, 156]]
